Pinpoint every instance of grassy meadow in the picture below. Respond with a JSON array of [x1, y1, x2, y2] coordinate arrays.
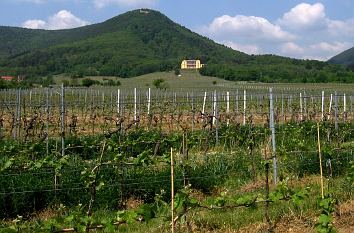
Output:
[[53, 70, 354, 93]]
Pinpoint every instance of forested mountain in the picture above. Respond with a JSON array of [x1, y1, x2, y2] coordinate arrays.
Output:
[[0, 9, 248, 78], [328, 47, 354, 70], [0, 9, 353, 82]]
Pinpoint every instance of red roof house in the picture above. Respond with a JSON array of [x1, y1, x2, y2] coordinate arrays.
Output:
[[1, 76, 14, 81]]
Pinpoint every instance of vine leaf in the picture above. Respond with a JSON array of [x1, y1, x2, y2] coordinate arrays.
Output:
[[1, 157, 14, 171], [117, 210, 138, 224], [291, 187, 310, 206], [214, 197, 226, 207], [235, 195, 256, 207]]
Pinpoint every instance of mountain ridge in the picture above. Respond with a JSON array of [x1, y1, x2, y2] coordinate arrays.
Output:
[[0, 9, 249, 78], [328, 47, 354, 68], [1, 9, 353, 83]]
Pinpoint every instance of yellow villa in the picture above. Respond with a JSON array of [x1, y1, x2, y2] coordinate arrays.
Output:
[[181, 59, 204, 69]]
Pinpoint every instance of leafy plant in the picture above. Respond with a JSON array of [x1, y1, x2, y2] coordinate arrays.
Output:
[[316, 196, 337, 233], [347, 161, 354, 186]]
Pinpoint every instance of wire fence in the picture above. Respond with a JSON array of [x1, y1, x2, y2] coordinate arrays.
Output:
[[1, 87, 354, 142], [1, 86, 354, 221], [1, 148, 353, 196]]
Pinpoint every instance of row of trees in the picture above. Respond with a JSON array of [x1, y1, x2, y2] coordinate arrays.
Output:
[[63, 78, 121, 87], [0, 76, 122, 89], [199, 62, 354, 83], [0, 76, 55, 89]]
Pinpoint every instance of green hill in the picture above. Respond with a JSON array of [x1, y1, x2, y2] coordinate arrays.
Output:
[[0, 9, 247, 78], [0, 9, 354, 83], [328, 47, 354, 68]]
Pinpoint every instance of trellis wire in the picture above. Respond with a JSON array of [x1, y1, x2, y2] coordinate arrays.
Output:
[[0, 87, 354, 141]]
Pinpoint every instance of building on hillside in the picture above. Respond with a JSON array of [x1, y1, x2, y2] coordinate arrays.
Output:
[[181, 59, 204, 69], [139, 9, 150, 14], [1, 76, 14, 81], [1, 75, 25, 82]]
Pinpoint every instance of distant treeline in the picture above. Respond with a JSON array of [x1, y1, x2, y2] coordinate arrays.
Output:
[[200, 56, 354, 83], [0, 76, 121, 89]]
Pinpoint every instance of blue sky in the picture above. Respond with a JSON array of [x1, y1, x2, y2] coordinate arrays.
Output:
[[1, 0, 354, 60]]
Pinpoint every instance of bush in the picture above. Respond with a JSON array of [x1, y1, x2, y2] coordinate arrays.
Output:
[[153, 78, 168, 89], [82, 78, 99, 87], [103, 79, 121, 86], [174, 67, 180, 76]]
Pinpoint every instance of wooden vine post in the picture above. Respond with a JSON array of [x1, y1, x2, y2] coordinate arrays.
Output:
[[329, 93, 333, 120], [344, 93, 347, 121], [264, 139, 271, 231], [334, 91, 339, 131], [300, 92, 303, 121], [317, 122, 324, 199], [321, 91, 325, 121], [213, 91, 216, 126], [226, 91, 230, 126], [61, 83, 65, 157], [170, 147, 175, 233], [191, 92, 195, 132], [281, 92, 284, 123], [236, 90, 239, 122], [304, 91, 307, 119], [214, 91, 219, 144], [134, 88, 137, 125], [17, 88, 22, 140], [243, 90, 246, 125], [202, 91, 206, 123], [117, 89, 120, 115], [269, 88, 278, 184], [46, 88, 49, 155], [147, 87, 151, 115]]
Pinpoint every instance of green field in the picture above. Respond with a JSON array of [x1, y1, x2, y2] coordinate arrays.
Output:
[[1, 122, 353, 232], [53, 70, 354, 93], [1, 71, 354, 233]]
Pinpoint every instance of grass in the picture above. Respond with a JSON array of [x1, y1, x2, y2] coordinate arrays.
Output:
[[53, 70, 354, 93], [53, 70, 233, 91], [0, 122, 352, 232], [112, 175, 352, 232], [1, 175, 352, 232]]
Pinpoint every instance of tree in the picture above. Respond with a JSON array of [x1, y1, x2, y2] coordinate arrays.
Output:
[[82, 78, 99, 87], [153, 79, 164, 89], [41, 75, 55, 87], [62, 80, 70, 87], [174, 67, 180, 76], [0, 79, 8, 89], [153, 78, 168, 90]]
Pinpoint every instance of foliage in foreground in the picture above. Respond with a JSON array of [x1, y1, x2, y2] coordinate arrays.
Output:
[[0, 122, 353, 232]]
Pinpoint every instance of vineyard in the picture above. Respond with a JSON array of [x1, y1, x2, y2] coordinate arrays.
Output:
[[0, 85, 353, 232]]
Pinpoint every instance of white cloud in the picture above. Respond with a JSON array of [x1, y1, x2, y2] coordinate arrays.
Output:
[[22, 19, 47, 29], [199, 2, 354, 60], [327, 19, 354, 38], [309, 42, 351, 55], [224, 41, 261, 55], [279, 41, 352, 61], [280, 42, 304, 55], [22, 10, 89, 30], [16, 0, 77, 3], [18, 0, 46, 3], [16, 0, 65, 3], [203, 15, 295, 42], [46, 10, 89, 29], [278, 2, 354, 39], [278, 3, 327, 31], [93, 0, 157, 9]]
